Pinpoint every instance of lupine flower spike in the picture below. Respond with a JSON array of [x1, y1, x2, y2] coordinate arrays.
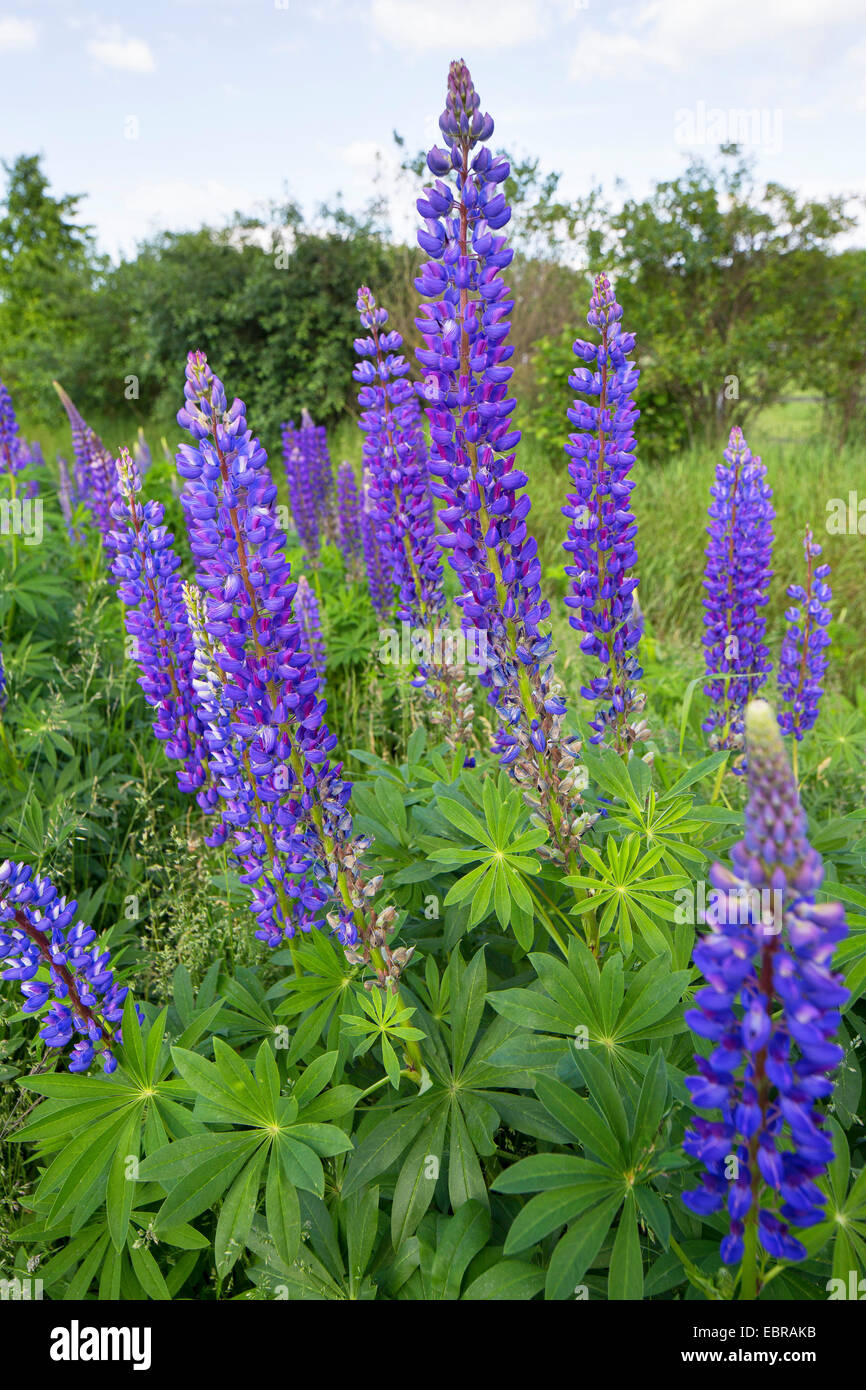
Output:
[[175, 355, 424, 1060], [702, 426, 774, 766], [414, 60, 588, 858], [53, 381, 120, 541], [683, 699, 847, 1294], [0, 378, 30, 476], [336, 461, 363, 581], [0, 861, 142, 1073], [778, 529, 831, 751], [360, 480, 394, 619], [562, 274, 646, 754], [108, 447, 211, 806], [354, 286, 475, 741], [295, 574, 326, 683]]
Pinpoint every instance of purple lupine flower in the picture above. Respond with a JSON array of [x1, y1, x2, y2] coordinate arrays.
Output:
[[107, 447, 210, 805], [360, 480, 394, 620], [176, 352, 358, 946], [56, 454, 82, 542], [0, 860, 143, 1073], [282, 419, 321, 565], [777, 530, 831, 742], [702, 426, 774, 762], [683, 699, 847, 1272], [53, 381, 119, 541], [0, 378, 28, 476], [301, 408, 337, 543], [354, 285, 445, 636], [562, 274, 646, 752], [295, 575, 326, 682], [413, 60, 583, 854], [336, 460, 363, 581]]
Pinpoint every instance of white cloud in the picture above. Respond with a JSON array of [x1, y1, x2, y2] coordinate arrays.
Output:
[[370, 0, 563, 51], [570, 0, 866, 78], [0, 15, 37, 51], [86, 30, 155, 73]]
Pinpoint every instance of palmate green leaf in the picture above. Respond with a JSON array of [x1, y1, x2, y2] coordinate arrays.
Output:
[[341, 1101, 434, 1199], [535, 1076, 625, 1169], [569, 1050, 629, 1153], [346, 1185, 380, 1297], [140, 1131, 263, 1230], [106, 1107, 141, 1252], [609, 1192, 644, 1300], [170, 1044, 269, 1126], [545, 1193, 623, 1301], [630, 1050, 669, 1159], [462, 1259, 545, 1301], [428, 1199, 491, 1300], [492, 1153, 611, 1195], [391, 1104, 449, 1248], [266, 1147, 301, 1268], [215, 1145, 269, 1278], [437, 796, 493, 846], [504, 1183, 620, 1256], [44, 1108, 138, 1226], [129, 1241, 171, 1300], [276, 1133, 325, 1197], [448, 1101, 487, 1209]]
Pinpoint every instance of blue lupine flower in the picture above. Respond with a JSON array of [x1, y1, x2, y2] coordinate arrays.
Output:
[[702, 426, 774, 762], [301, 408, 336, 543], [354, 285, 444, 635], [281, 420, 320, 565], [413, 59, 583, 856], [336, 460, 363, 581], [53, 381, 120, 541], [0, 378, 29, 476], [107, 447, 210, 805], [176, 352, 374, 953], [777, 529, 831, 741], [562, 274, 646, 751], [360, 479, 394, 620], [295, 574, 326, 683], [683, 699, 847, 1271], [0, 860, 141, 1073]]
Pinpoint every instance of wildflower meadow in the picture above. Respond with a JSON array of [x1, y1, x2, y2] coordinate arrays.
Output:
[[1, 38, 865, 1352]]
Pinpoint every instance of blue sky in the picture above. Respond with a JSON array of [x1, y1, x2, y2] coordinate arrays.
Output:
[[1, 0, 864, 260]]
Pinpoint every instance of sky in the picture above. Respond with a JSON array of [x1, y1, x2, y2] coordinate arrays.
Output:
[[0, 0, 864, 260]]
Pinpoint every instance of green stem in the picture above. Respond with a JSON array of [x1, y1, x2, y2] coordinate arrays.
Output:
[[740, 1211, 758, 1300]]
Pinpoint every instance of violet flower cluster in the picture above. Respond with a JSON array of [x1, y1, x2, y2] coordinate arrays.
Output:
[[702, 426, 774, 760], [360, 479, 394, 619], [0, 860, 140, 1073], [683, 699, 847, 1269], [562, 274, 645, 752], [413, 59, 582, 854], [176, 351, 361, 948], [53, 381, 120, 541], [0, 378, 29, 476], [281, 412, 336, 564], [354, 286, 445, 637], [295, 574, 326, 683], [336, 459, 363, 581], [777, 530, 831, 742], [107, 447, 210, 804]]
